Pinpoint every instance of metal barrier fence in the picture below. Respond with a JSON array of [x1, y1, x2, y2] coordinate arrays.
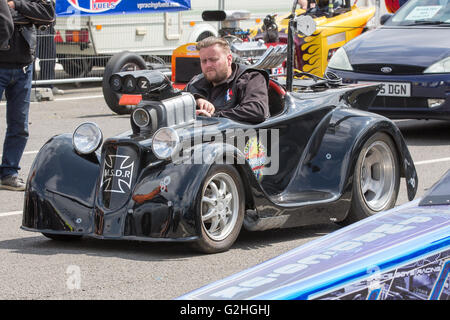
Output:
[[31, 14, 193, 89], [33, 23, 173, 88], [33, 26, 104, 87], [31, 2, 222, 88]]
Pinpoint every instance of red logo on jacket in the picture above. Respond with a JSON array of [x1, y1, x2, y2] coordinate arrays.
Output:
[[226, 88, 233, 102]]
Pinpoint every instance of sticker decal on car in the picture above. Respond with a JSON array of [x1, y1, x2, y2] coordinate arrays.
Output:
[[244, 137, 266, 181], [101, 155, 134, 193]]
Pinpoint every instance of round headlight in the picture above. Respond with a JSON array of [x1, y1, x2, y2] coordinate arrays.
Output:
[[73, 122, 103, 155], [132, 108, 150, 128], [152, 127, 180, 160]]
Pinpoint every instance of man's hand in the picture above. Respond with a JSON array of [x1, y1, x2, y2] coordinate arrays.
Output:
[[196, 98, 215, 115], [196, 109, 212, 117], [7, 1, 14, 9]]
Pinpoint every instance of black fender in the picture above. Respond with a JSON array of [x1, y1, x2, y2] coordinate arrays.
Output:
[[21, 133, 257, 240], [293, 107, 418, 216], [22, 134, 100, 234], [21, 132, 208, 240], [242, 106, 417, 230], [127, 141, 257, 239]]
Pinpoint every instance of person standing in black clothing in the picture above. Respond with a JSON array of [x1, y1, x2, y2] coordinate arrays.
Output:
[[0, 0, 13, 48], [185, 36, 270, 124], [0, 0, 54, 191]]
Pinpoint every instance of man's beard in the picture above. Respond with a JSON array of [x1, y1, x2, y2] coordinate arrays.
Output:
[[204, 65, 229, 85]]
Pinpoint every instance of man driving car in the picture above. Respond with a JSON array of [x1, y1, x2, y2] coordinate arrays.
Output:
[[185, 36, 270, 124]]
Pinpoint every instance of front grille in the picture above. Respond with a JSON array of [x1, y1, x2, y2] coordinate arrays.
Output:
[[99, 143, 140, 210], [373, 96, 429, 109], [353, 64, 425, 75]]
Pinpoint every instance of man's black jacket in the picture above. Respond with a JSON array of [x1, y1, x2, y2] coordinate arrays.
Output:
[[0, 0, 54, 68], [0, 0, 13, 49], [185, 63, 270, 124]]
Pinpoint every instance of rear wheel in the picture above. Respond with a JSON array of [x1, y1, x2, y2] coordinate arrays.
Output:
[[192, 165, 245, 254], [342, 132, 400, 225], [60, 55, 93, 77]]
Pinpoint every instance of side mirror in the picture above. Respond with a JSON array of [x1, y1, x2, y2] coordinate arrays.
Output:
[[380, 13, 393, 25], [295, 15, 316, 36]]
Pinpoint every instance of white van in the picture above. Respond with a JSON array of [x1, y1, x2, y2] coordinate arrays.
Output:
[[54, 0, 295, 76]]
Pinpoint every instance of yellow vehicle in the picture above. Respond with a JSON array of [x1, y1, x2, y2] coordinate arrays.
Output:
[[249, 0, 376, 76], [170, 0, 375, 87]]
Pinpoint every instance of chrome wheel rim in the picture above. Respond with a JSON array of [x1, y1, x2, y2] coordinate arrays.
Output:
[[360, 141, 396, 212], [200, 173, 239, 241]]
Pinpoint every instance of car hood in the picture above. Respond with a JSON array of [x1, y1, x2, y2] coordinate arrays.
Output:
[[345, 27, 450, 67]]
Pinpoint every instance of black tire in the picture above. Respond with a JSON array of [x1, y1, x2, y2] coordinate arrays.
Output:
[[341, 132, 400, 225], [60, 56, 93, 77], [192, 165, 245, 254], [196, 31, 215, 42], [102, 51, 147, 115], [42, 233, 83, 241]]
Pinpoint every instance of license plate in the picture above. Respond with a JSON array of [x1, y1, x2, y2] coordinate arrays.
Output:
[[378, 82, 411, 97], [359, 81, 411, 97]]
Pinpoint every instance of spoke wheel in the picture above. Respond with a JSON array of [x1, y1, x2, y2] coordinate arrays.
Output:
[[193, 165, 244, 253], [201, 173, 239, 241]]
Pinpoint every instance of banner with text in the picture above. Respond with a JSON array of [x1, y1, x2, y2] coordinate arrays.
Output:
[[56, 0, 191, 16]]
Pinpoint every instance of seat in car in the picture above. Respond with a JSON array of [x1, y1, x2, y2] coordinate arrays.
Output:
[[268, 79, 286, 117]]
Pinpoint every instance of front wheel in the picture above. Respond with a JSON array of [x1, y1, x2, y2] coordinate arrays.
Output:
[[192, 165, 245, 254], [342, 132, 400, 225]]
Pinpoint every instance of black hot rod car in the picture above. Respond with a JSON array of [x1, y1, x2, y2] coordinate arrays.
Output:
[[21, 3, 418, 254]]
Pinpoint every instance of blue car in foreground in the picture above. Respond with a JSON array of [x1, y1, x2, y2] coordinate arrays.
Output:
[[326, 0, 450, 120], [178, 170, 450, 300]]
